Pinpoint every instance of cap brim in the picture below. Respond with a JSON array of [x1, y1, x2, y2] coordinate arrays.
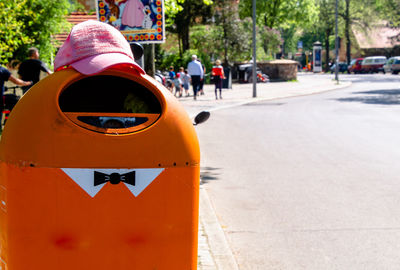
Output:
[[71, 53, 145, 75]]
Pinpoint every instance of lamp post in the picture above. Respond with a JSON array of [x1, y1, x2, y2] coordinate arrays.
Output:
[[252, 0, 257, 97]]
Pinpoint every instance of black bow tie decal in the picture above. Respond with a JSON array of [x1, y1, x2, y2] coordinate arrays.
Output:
[[94, 171, 136, 186]]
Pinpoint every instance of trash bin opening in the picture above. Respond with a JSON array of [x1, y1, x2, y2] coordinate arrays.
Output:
[[58, 75, 162, 134]]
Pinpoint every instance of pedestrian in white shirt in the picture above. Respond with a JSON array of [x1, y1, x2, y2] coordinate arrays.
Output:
[[187, 55, 203, 100]]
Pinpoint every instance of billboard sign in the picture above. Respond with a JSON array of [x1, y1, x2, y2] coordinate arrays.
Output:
[[96, 0, 165, 44]]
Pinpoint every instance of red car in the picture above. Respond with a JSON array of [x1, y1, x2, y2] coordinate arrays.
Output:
[[360, 56, 387, 73], [348, 58, 364, 74]]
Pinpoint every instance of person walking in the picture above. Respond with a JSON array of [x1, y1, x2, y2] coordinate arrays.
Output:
[[178, 66, 185, 78], [182, 69, 191, 97], [173, 73, 182, 97], [187, 55, 203, 100], [167, 66, 175, 93], [18, 47, 52, 94], [211, 59, 225, 100], [0, 65, 32, 130]]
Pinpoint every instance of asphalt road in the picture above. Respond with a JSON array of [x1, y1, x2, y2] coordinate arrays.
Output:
[[196, 74, 400, 269]]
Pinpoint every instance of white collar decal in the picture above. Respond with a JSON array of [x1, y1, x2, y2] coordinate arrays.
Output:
[[61, 168, 164, 197]]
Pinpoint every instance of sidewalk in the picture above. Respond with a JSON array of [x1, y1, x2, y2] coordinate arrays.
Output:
[[181, 74, 351, 117], [186, 74, 352, 270]]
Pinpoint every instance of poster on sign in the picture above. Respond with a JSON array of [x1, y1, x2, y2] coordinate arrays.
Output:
[[96, 0, 165, 44]]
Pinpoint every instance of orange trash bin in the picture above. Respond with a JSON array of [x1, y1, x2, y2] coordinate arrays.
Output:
[[0, 64, 200, 269]]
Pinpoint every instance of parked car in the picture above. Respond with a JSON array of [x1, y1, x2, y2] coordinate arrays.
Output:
[[391, 58, 400, 74], [348, 58, 364, 74], [360, 56, 387, 73], [383, 56, 400, 74], [330, 62, 348, 73]]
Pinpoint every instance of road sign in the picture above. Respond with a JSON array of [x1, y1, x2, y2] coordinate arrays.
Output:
[[96, 0, 165, 44], [297, 41, 303, 49]]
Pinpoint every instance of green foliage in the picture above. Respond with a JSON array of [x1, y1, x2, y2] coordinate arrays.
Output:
[[189, 18, 253, 63], [15, 0, 76, 65], [159, 13, 253, 70], [297, 26, 326, 52], [238, 0, 317, 61], [164, 0, 213, 27], [379, 0, 400, 41], [164, 0, 183, 27], [378, 0, 400, 27], [259, 27, 282, 57], [0, 0, 32, 64], [342, 0, 380, 29], [0, 0, 77, 66], [189, 22, 252, 63], [280, 24, 298, 54], [211, 0, 252, 63], [239, 0, 317, 29], [166, 0, 213, 53], [159, 48, 212, 74], [159, 52, 182, 71]]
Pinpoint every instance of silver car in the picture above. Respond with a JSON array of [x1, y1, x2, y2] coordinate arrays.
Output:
[[383, 56, 400, 74], [391, 58, 400, 75]]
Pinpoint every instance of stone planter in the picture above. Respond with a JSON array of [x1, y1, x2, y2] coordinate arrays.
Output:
[[258, 60, 298, 81]]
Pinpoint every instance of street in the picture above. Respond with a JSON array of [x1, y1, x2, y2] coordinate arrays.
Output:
[[195, 73, 400, 269]]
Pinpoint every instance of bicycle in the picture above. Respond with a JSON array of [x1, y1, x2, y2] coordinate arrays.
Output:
[[2, 86, 22, 128]]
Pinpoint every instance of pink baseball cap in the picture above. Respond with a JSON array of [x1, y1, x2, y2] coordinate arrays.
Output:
[[54, 20, 144, 75]]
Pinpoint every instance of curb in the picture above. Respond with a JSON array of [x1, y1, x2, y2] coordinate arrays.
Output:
[[198, 185, 239, 270]]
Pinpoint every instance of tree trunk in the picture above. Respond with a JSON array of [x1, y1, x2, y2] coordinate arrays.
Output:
[[345, 0, 351, 64], [325, 29, 331, 72], [143, 44, 155, 77], [222, 10, 229, 64], [181, 23, 190, 52], [178, 32, 182, 57]]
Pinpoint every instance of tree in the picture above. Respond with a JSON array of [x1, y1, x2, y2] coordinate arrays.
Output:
[[166, 0, 213, 55], [376, 0, 400, 40], [239, 0, 317, 59], [0, 0, 76, 66], [239, 0, 317, 29], [318, 0, 336, 71], [259, 27, 282, 58], [0, 1, 32, 64], [338, 0, 382, 64], [15, 0, 77, 64], [384, 0, 400, 27], [211, 0, 252, 64]]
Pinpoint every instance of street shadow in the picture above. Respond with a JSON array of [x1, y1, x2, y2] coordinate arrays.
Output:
[[336, 89, 400, 105], [348, 78, 400, 84], [334, 74, 400, 84], [243, 102, 285, 106], [200, 167, 221, 185]]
